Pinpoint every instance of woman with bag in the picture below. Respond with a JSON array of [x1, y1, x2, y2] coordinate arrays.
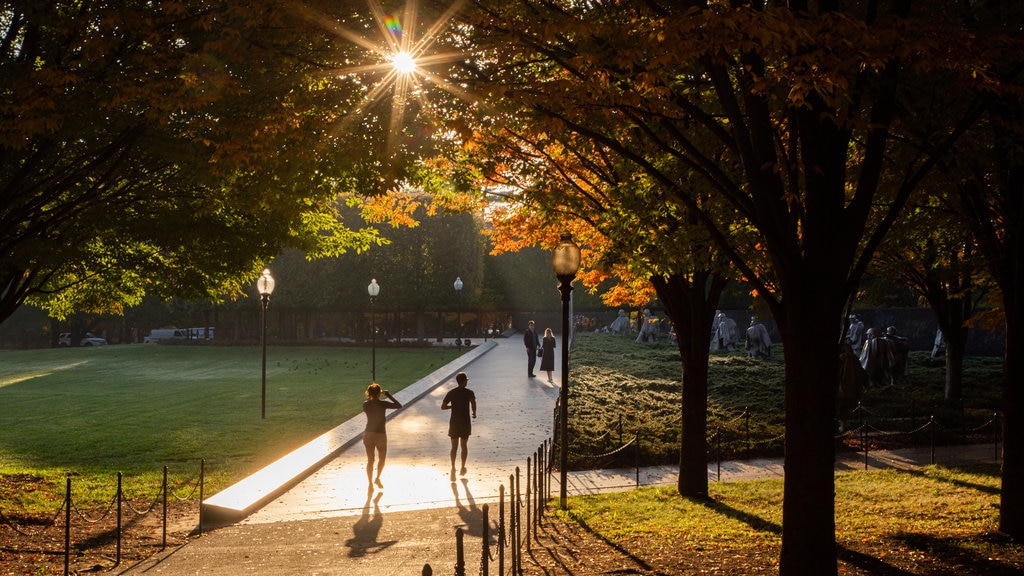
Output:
[[540, 328, 556, 383]]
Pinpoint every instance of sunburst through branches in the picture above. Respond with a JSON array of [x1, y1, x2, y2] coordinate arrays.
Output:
[[307, 0, 469, 158]]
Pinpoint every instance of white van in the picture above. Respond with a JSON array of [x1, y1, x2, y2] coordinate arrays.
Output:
[[144, 328, 184, 343]]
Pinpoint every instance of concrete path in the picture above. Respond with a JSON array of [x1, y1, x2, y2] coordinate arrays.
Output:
[[245, 336, 560, 524], [118, 335, 1000, 575]]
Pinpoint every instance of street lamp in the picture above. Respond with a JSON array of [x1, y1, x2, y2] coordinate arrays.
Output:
[[257, 268, 276, 420], [368, 279, 380, 381], [453, 276, 463, 350], [552, 232, 581, 509]]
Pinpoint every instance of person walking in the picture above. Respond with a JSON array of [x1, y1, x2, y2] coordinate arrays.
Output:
[[441, 371, 477, 480], [523, 320, 540, 377], [362, 383, 402, 490], [540, 327, 556, 382]]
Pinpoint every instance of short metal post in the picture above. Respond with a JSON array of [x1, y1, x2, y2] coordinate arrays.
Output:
[[526, 457, 531, 550], [498, 484, 505, 576], [199, 458, 205, 536], [509, 473, 517, 574], [116, 472, 123, 565], [930, 415, 936, 464], [716, 428, 722, 482], [454, 527, 465, 576], [744, 406, 751, 452], [65, 476, 71, 576], [635, 432, 640, 487], [481, 503, 490, 576], [162, 466, 168, 549]]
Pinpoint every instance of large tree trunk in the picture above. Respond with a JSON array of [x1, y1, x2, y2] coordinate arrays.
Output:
[[943, 323, 968, 402], [777, 296, 842, 575], [652, 272, 727, 499], [997, 163, 1024, 540], [1001, 292, 1023, 539]]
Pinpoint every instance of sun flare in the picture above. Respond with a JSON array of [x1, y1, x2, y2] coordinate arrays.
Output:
[[391, 51, 417, 74], [304, 0, 470, 157]]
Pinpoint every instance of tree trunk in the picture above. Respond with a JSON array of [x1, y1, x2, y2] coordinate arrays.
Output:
[[1001, 293, 1023, 540], [996, 161, 1023, 538], [943, 324, 968, 402], [652, 272, 726, 499], [777, 302, 840, 575]]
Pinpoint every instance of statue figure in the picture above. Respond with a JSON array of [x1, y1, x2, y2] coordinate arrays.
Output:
[[931, 328, 946, 358], [635, 309, 659, 343], [883, 326, 910, 381], [846, 315, 865, 352], [837, 342, 866, 432], [609, 309, 631, 336], [745, 317, 772, 359], [711, 311, 737, 352], [859, 327, 894, 388]]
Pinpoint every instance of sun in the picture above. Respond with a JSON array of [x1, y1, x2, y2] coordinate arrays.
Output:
[[391, 51, 417, 74], [304, 0, 471, 156]]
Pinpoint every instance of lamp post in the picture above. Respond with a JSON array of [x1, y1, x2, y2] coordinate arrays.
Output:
[[368, 279, 380, 381], [257, 268, 276, 420], [552, 233, 581, 509], [453, 276, 463, 350]]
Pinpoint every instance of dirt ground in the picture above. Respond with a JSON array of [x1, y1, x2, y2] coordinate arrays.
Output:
[[0, 498, 199, 575], [5, 498, 1024, 575]]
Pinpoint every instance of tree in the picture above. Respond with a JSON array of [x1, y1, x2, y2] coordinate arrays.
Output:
[[1, 1, 454, 325], [869, 194, 990, 402], [957, 87, 1024, 542], [472, 127, 738, 498], [447, 0, 1019, 571]]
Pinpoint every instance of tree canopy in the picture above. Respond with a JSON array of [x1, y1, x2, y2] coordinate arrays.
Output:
[[438, 0, 1024, 572], [1, 0, 465, 323]]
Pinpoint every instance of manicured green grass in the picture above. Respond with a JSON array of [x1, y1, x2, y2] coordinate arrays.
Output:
[[0, 344, 461, 507]]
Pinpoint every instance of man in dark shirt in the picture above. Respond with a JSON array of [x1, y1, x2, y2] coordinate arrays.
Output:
[[441, 371, 477, 479], [523, 320, 539, 377]]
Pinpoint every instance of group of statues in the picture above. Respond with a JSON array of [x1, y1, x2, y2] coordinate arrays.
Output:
[[845, 315, 909, 389], [712, 311, 773, 359], [607, 308, 663, 343]]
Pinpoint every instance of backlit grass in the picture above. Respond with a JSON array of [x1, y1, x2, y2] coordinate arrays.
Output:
[[0, 344, 461, 507], [568, 331, 1003, 467], [562, 463, 1002, 551]]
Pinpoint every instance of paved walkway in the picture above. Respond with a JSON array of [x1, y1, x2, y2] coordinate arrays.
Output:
[[119, 335, 999, 575]]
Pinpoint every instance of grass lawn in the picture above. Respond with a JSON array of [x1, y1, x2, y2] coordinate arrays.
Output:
[[568, 331, 1004, 468], [0, 343, 461, 506], [532, 462, 1022, 575]]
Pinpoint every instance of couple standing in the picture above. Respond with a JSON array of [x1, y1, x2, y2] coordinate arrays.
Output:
[[523, 320, 556, 382], [361, 372, 477, 490]]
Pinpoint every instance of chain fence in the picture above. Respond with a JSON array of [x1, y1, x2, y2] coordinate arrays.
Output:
[[0, 460, 206, 575]]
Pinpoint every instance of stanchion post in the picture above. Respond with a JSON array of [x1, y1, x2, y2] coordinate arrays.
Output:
[[455, 527, 465, 576], [64, 476, 71, 576], [930, 415, 936, 464], [162, 466, 168, 549], [526, 457, 532, 550], [499, 484, 505, 576], [199, 458, 205, 536], [635, 431, 640, 487], [116, 472, 123, 566], [481, 503, 490, 576]]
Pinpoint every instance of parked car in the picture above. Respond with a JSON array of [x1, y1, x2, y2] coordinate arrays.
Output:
[[58, 332, 108, 347]]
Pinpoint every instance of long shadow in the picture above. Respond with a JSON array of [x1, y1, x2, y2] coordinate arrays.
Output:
[[873, 462, 1002, 496], [835, 545, 918, 575], [699, 497, 782, 535], [452, 479, 497, 544], [344, 489, 396, 558], [551, 513, 670, 576], [889, 531, 1024, 575]]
